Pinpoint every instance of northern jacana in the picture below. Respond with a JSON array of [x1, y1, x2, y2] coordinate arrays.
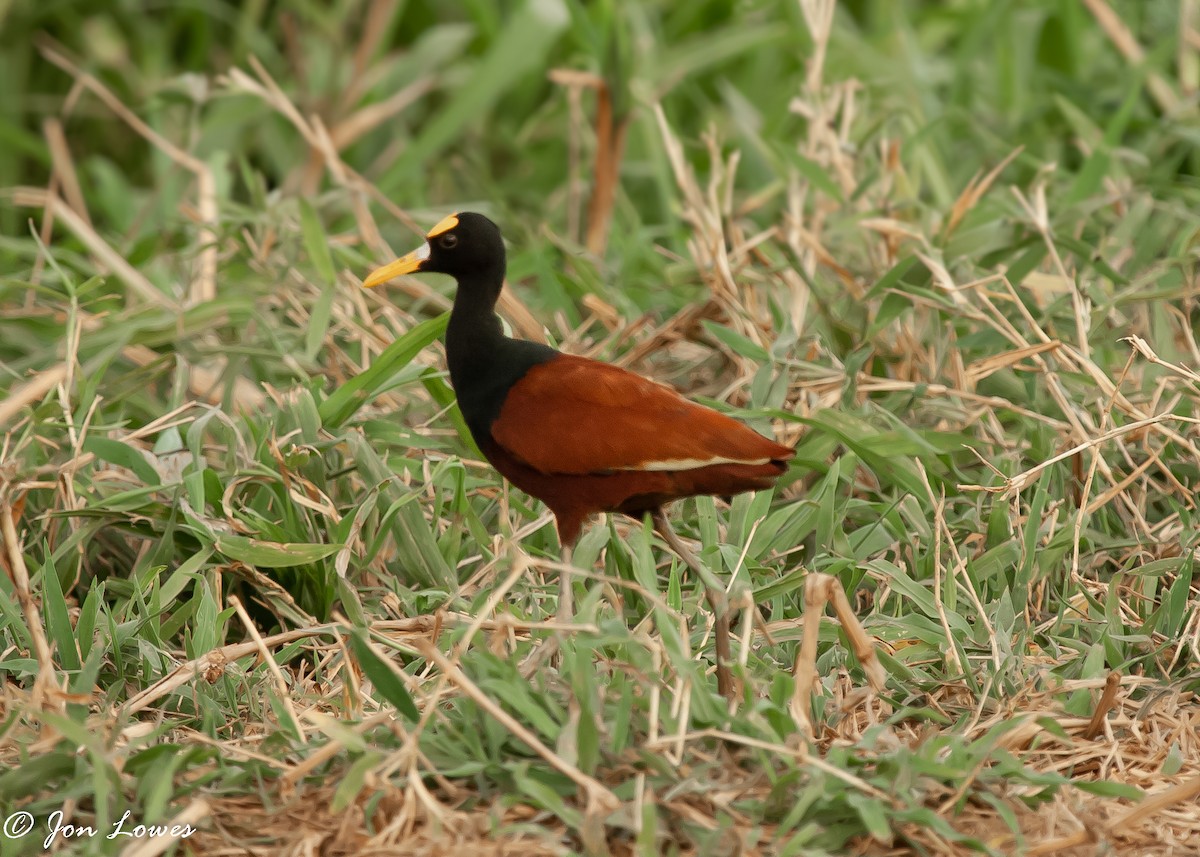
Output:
[[364, 212, 795, 695]]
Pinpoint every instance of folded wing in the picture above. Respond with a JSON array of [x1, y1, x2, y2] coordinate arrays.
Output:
[[490, 355, 793, 476]]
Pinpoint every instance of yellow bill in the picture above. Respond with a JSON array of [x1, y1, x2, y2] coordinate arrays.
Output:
[[363, 213, 460, 288], [362, 242, 430, 288]]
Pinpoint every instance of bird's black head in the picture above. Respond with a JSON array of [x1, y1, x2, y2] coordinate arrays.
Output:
[[363, 211, 506, 290]]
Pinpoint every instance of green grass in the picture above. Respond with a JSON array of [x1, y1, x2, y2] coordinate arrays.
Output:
[[2, 1, 1200, 854]]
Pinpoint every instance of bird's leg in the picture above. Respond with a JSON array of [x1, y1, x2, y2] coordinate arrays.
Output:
[[789, 572, 885, 739], [652, 510, 733, 700], [520, 543, 574, 681], [558, 543, 574, 626]]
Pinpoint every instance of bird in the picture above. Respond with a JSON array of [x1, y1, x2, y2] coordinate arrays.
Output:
[[363, 212, 795, 696]]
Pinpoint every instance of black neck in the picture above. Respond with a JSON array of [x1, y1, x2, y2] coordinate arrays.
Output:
[[442, 267, 559, 444], [445, 267, 506, 386]]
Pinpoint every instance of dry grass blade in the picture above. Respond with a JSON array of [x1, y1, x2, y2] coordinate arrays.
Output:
[[330, 77, 436, 150], [964, 341, 1061, 386], [123, 626, 337, 715], [1025, 775, 1200, 855], [117, 799, 211, 857], [42, 117, 91, 231], [548, 68, 630, 258], [0, 364, 69, 429], [958, 412, 1198, 496], [496, 287, 550, 344], [38, 40, 218, 304], [918, 461, 964, 674], [10, 187, 173, 308], [280, 712, 396, 787], [1124, 334, 1200, 386], [1081, 0, 1181, 113], [1106, 774, 1200, 835], [0, 498, 59, 709], [584, 81, 627, 259], [943, 146, 1024, 239], [229, 595, 308, 744], [647, 727, 894, 801], [118, 342, 267, 411], [412, 637, 620, 814], [1082, 671, 1122, 740], [224, 58, 420, 234]]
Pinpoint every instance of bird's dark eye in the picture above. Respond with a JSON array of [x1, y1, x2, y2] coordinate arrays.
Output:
[[439, 233, 458, 250]]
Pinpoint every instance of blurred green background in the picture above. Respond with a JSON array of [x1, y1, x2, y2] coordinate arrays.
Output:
[[5, 1, 1195, 260]]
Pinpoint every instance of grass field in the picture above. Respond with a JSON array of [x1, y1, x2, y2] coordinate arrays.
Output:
[[3, 1, 1200, 854]]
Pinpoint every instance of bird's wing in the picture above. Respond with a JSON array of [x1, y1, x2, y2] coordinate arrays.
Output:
[[490, 354, 792, 476]]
